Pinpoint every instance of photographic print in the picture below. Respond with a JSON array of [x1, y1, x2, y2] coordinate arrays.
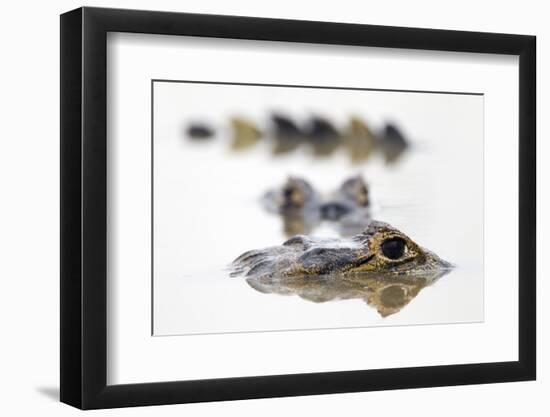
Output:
[[61, 8, 536, 408], [152, 80, 484, 336]]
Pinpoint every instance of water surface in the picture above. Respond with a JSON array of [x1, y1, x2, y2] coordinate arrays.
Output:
[[152, 82, 484, 335]]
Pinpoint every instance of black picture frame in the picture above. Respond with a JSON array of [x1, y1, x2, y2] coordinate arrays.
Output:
[[60, 6, 536, 410]]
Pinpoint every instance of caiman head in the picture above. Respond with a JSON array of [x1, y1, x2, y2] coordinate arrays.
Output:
[[231, 220, 452, 279], [231, 220, 453, 316]]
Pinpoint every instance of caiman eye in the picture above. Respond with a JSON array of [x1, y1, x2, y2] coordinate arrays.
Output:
[[381, 238, 406, 260]]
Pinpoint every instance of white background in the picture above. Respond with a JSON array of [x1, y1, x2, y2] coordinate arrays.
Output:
[[0, 0, 545, 416]]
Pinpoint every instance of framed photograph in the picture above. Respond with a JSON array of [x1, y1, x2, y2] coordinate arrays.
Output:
[[60, 6, 536, 409]]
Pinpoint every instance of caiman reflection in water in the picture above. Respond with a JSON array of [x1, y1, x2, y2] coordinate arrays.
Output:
[[231, 221, 453, 317]]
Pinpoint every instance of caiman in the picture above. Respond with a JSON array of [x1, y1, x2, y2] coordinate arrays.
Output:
[[230, 221, 452, 316]]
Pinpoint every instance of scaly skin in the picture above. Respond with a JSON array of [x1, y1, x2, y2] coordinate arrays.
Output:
[[231, 220, 452, 279]]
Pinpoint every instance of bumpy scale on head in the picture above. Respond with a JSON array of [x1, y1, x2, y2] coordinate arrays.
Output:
[[231, 221, 452, 280]]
